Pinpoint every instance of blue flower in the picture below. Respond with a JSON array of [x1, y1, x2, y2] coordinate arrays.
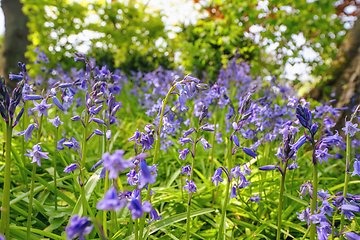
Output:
[[296, 207, 311, 227], [127, 198, 152, 220], [126, 169, 138, 186], [243, 147, 257, 158], [344, 232, 360, 240], [183, 128, 195, 137], [47, 116, 63, 128], [146, 209, 163, 225], [315, 148, 333, 164], [259, 165, 277, 171], [291, 136, 307, 151], [23, 95, 42, 101], [24, 144, 49, 167], [183, 179, 197, 193], [295, 105, 312, 129], [138, 159, 156, 189], [351, 160, 360, 177], [230, 185, 237, 199], [248, 195, 262, 204], [178, 148, 190, 160], [65, 215, 93, 240], [31, 99, 52, 117], [177, 137, 192, 146], [321, 200, 334, 217], [318, 189, 330, 201], [97, 188, 127, 212], [211, 168, 224, 186], [342, 121, 360, 137], [231, 165, 242, 179], [181, 164, 191, 177], [232, 135, 240, 147], [64, 163, 78, 173], [17, 123, 35, 142], [102, 150, 133, 179], [57, 138, 66, 150], [200, 138, 212, 150], [52, 96, 64, 111]]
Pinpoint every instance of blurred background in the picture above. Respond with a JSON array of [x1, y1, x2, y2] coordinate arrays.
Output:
[[0, 0, 359, 105]]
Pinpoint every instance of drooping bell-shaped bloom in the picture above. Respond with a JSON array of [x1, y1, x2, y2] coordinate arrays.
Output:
[[178, 148, 190, 160], [351, 160, 360, 177], [248, 195, 262, 204], [315, 148, 333, 164], [211, 168, 224, 187], [126, 169, 138, 186], [342, 121, 360, 137], [243, 147, 257, 158], [138, 158, 156, 189], [97, 188, 127, 212], [128, 198, 152, 220], [200, 138, 212, 150], [146, 209, 163, 225], [47, 116, 63, 128], [344, 232, 360, 240], [229, 185, 237, 199], [17, 123, 35, 142], [24, 143, 49, 167], [64, 163, 78, 173], [181, 164, 191, 177], [183, 179, 197, 194], [65, 214, 94, 240], [102, 150, 133, 179], [259, 165, 277, 171]]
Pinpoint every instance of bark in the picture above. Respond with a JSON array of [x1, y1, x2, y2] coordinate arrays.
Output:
[[0, 0, 30, 89], [310, 12, 360, 129]]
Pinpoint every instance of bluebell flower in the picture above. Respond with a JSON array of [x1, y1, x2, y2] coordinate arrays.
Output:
[[344, 232, 360, 240], [243, 164, 252, 176], [146, 209, 163, 225], [177, 137, 192, 146], [231, 165, 242, 179], [57, 138, 66, 150], [23, 95, 42, 101], [230, 185, 237, 199], [106, 130, 111, 140], [351, 160, 360, 177], [138, 159, 156, 189], [299, 181, 313, 199], [321, 200, 334, 217], [126, 169, 138, 186], [309, 213, 328, 225], [181, 164, 191, 177], [243, 147, 257, 158], [94, 129, 104, 136], [238, 175, 252, 189], [211, 168, 224, 186], [295, 105, 312, 129], [248, 195, 262, 204], [52, 96, 64, 111], [232, 135, 240, 147], [200, 138, 212, 150], [315, 148, 333, 164], [322, 131, 342, 146], [17, 123, 35, 142], [316, 226, 329, 240], [296, 207, 311, 227], [102, 150, 133, 179], [183, 128, 195, 137], [184, 179, 197, 193], [178, 148, 190, 160], [288, 162, 299, 170], [71, 116, 81, 121], [199, 124, 215, 132], [318, 189, 330, 201], [24, 143, 49, 167], [97, 188, 127, 211], [9, 73, 23, 80], [65, 215, 93, 240], [64, 163, 78, 173], [31, 99, 52, 117], [259, 165, 277, 171], [128, 198, 152, 220], [342, 121, 360, 137], [90, 118, 106, 125], [47, 116, 63, 128], [291, 136, 307, 151]]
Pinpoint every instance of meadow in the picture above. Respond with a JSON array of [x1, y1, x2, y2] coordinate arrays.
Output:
[[0, 51, 359, 240]]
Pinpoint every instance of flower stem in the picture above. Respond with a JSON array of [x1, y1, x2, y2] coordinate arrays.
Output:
[[186, 126, 200, 240], [0, 122, 13, 239], [27, 115, 43, 239], [138, 84, 176, 239], [309, 162, 318, 240], [22, 101, 29, 190], [331, 209, 338, 240], [54, 122, 59, 210], [135, 219, 139, 240], [103, 170, 109, 237], [217, 139, 232, 240], [210, 104, 219, 192], [80, 110, 89, 216], [276, 162, 288, 240]]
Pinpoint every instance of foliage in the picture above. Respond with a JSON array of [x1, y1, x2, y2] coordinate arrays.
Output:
[[22, 0, 174, 76]]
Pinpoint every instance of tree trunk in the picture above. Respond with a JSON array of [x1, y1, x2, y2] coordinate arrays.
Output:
[[0, 0, 30, 89], [310, 12, 360, 129]]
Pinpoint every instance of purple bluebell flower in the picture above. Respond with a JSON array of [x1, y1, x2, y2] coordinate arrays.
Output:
[[318, 189, 330, 201], [229, 185, 237, 199], [316, 226, 329, 240], [97, 188, 127, 211], [24, 143, 49, 167], [322, 131, 342, 146], [47, 116, 63, 128], [91, 159, 103, 171], [64, 163, 78, 173], [102, 150, 133, 179], [183, 179, 197, 193], [243, 164, 252, 176], [199, 124, 215, 132], [259, 165, 277, 171], [181, 164, 191, 176], [106, 130, 111, 140], [211, 168, 224, 187], [126, 169, 138, 186], [296, 105, 312, 129], [178, 137, 192, 146], [232, 135, 240, 147], [140, 133, 154, 150], [71, 116, 81, 121], [238, 175, 252, 189], [9, 73, 23, 80], [128, 129, 140, 141], [23, 95, 42, 101], [57, 138, 66, 150], [342, 121, 360, 137], [231, 165, 242, 179], [341, 203, 360, 213], [248, 195, 262, 204], [344, 232, 360, 240], [321, 200, 334, 217], [315, 148, 333, 164], [146, 209, 163, 225], [243, 147, 257, 158], [200, 138, 212, 150], [183, 128, 195, 137], [138, 159, 156, 189], [296, 207, 311, 227], [89, 105, 103, 116], [0, 233, 4, 240], [52, 96, 64, 111], [351, 160, 360, 177], [291, 136, 307, 151], [94, 129, 104, 136], [299, 181, 313, 199], [128, 198, 152, 220], [178, 148, 190, 160], [17, 123, 35, 142], [65, 215, 93, 240], [31, 99, 52, 117], [12, 107, 25, 128], [288, 162, 299, 170], [90, 118, 106, 125]]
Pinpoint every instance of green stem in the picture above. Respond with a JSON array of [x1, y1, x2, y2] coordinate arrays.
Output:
[[80, 110, 89, 216], [138, 84, 176, 239], [210, 104, 218, 187], [331, 209, 338, 240], [309, 161, 318, 240], [217, 139, 232, 240], [186, 127, 200, 240], [103, 170, 109, 237], [22, 101, 28, 190], [0, 123, 12, 239], [276, 162, 288, 240], [135, 219, 139, 240], [54, 123, 59, 210], [27, 116, 43, 239]]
